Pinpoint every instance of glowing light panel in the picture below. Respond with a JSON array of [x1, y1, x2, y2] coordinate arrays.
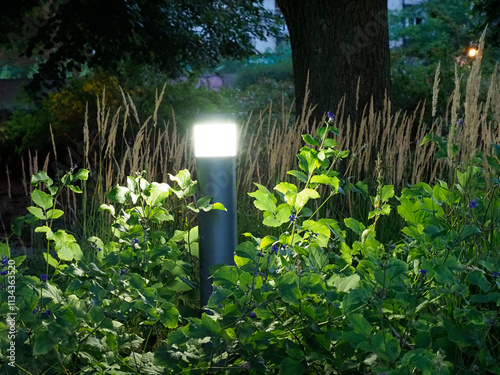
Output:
[[194, 122, 237, 157]]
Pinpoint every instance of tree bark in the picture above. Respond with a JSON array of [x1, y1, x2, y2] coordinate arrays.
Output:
[[276, 0, 391, 126]]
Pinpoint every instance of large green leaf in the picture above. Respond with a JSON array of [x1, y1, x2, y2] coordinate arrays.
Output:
[[159, 303, 179, 329], [31, 189, 53, 210], [0, 242, 10, 258], [467, 270, 491, 293], [33, 329, 55, 355], [380, 185, 394, 202], [46, 209, 64, 220], [295, 189, 320, 211], [169, 169, 192, 189], [107, 185, 131, 204], [288, 170, 308, 183], [279, 357, 305, 375], [458, 225, 481, 241], [327, 274, 360, 292], [212, 266, 239, 287], [349, 314, 373, 337], [277, 271, 301, 304], [27, 206, 46, 220], [302, 134, 319, 146], [147, 182, 171, 206], [248, 183, 277, 214], [344, 218, 366, 236], [310, 175, 340, 191], [31, 171, 53, 187]]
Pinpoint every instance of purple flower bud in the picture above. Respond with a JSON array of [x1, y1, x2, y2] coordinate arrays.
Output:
[[327, 111, 335, 122], [40, 273, 48, 282], [493, 271, 499, 278], [0, 269, 7, 276], [32, 308, 38, 314], [420, 269, 427, 276], [289, 214, 296, 222], [120, 269, 127, 276], [44, 309, 51, 317], [248, 311, 257, 319], [271, 244, 279, 253]]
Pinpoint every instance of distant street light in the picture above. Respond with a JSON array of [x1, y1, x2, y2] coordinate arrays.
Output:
[[468, 47, 478, 58], [194, 115, 237, 309]]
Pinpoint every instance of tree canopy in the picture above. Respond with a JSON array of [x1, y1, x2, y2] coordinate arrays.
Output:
[[0, 0, 278, 91]]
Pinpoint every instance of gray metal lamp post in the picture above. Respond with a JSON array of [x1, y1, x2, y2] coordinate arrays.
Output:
[[194, 115, 237, 308]]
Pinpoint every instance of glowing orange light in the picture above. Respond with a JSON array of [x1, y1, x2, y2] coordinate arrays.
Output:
[[468, 47, 478, 58]]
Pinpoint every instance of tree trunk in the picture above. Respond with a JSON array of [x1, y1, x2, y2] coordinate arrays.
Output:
[[276, 0, 391, 126]]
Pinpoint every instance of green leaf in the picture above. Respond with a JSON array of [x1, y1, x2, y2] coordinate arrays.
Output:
[[159, 303, 179, 329], [279, 357, 304, 375], [380, 185, 394, 202], [297, 150, 317, 175], [99, 204, 115, 217], [349, 314, 373, 337], [260, 236, 278, 250], [295, 189, 320, 211], [288, 170, 308, 183], [146, 182, 171, 206], [31, 171, 53, 187], [68, 185, 82, 193], [202, 313, 221, 335], [27, 206, 46, 220], [213, 266, 239, 287], [107, 185, 131, 204], [208, 289, 233, 307], [344, 218, 366, 236], [277, 271, 301, 304], [248, 183, 277, 214], [467, 271, 491, 293], [129, 273, 147, 289], [51, 230, 83, 261], [33, 329, 55, 355], [275, 182, 298, 195], [46, 209, 64, 220], [43, 252, 59, 269], [212, 202, 226, 211], [310, 175, 340, 192], [420, 133, 446, 148], [327, 274, 360, 292], [35, 225, 52, 235], [459, 225, 481, 241], [0, 242, 10, 258], [433, 265, 455, 285], [302, 134, 320, 146], [169, 169, 192, 189], [73, 168, 89, 181], [32, 189, 53, 210]]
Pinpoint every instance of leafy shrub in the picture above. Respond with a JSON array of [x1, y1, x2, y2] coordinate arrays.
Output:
[[1, 93, 499, 374], [0, 167, 222, 373], [156, 119, 500, 374]]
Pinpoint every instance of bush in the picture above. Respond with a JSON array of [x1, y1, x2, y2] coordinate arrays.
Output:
[[2, 112, 498, 373], [157, 119, 500, 374]]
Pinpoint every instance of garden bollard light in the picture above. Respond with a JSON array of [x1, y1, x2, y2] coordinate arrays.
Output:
[[194, 114, 237, 309]]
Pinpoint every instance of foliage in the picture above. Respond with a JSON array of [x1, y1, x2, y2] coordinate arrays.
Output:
[[0, 0, 280, 92], [471, 0, 500, 57], [0, 167, 219, 373], [389, 0, 495, 114], [156, 118, 500, 374]]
